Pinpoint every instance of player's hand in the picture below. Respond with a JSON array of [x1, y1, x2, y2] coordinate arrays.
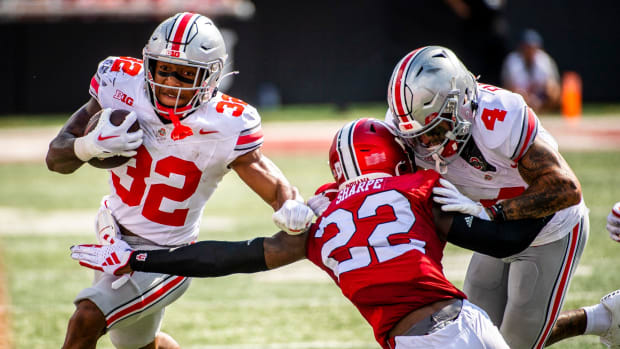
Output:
[[272, 199, 315, 235], [74, 108, 144, 161], [70, 235, 134, 276], [607, 202, 620, 242], [307, 182, 338, 216], [432, 178, 491, 220]]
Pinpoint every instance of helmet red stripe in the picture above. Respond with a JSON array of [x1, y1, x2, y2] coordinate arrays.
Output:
[[171, 13, 196, 52], [392, 48, 423, 122]]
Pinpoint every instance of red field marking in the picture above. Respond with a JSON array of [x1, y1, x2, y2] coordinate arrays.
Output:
[[0, 250, 11, 349]]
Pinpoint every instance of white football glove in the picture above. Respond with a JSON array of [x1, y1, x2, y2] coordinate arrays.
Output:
[[432, 178, 491, 221], [91, 204, 131, 288], [74, 108, 143, 161], [307, 182, 338, 216], [272, 199, 315, 235], [307, 193, 332, 217], [70, 235, 134, 276], [607, 202, 620, 242]]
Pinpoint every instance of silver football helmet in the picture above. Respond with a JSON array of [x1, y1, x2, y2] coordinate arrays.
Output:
[[387, 46, 478, 169], [143, 12, 228, 118]]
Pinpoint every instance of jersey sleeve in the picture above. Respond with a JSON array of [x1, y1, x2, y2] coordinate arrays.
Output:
[[88, 56, 144, 107], [475, 91, 539, 162], [224, 103, 264, 164], [88, 57, 117, 103]]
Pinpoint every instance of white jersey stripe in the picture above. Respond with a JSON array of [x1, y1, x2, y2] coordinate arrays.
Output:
[[105, 275, 188, 328], [511, 107, 539, 161], [336, 120, 362, 181], [532, 219, 584, 349]]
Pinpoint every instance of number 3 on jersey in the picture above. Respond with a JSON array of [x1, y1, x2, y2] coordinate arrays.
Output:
[[111, 146, 201, 226], [314, 190, 426, 278]]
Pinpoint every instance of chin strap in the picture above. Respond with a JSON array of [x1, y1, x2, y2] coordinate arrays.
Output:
[[431, 152, 448, 174], [155, 101, 194, 140], [167, 111, 194, 140]]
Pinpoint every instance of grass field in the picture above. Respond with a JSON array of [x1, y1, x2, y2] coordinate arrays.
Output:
[[1, 111, 620, 348]]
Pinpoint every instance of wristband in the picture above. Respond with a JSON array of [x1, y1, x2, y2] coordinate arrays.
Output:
[[489, 203, 507, 222]]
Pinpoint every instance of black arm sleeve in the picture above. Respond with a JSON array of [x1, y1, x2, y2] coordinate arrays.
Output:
[[129, 238, 267, 277], [447, 213, 554, 258]]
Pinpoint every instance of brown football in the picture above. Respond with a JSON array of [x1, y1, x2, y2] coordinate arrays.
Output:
[[84, 109, 141, 169]]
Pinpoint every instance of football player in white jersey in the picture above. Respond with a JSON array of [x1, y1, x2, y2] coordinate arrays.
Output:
[[384, 46, 591, 349], [46, 12, 313, 349]]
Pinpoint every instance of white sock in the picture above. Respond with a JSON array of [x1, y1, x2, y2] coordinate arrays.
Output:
[[583, 303, 612, 335]]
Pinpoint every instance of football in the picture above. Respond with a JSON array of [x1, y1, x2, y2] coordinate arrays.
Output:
[[84, 109, 141, 169]]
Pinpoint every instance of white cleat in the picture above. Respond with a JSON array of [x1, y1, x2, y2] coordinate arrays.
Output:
[[601, 290, 620, 348]]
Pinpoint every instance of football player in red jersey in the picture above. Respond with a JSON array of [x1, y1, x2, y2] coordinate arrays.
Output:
[[72, 118, 557, 348], [46, 12, 313, 349]]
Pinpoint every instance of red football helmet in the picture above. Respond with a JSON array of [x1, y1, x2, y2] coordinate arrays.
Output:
[[329, 118, 414, 187]]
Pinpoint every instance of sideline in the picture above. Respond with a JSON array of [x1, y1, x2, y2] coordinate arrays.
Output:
[[1, 117, 619, 164]]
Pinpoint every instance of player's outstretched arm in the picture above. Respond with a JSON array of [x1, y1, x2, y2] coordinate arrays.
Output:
[[231, 149, 314, 234], [71, 230, 308, 277], [432, 179, 552, 258], [46, 98, 101, 174]]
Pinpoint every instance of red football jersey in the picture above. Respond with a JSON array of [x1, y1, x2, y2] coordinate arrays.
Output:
[[306, 170, 466, 348]]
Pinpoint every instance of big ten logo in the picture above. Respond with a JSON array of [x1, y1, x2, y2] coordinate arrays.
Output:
[[166, 50, 181, 58], [113, 90, 134, 106]]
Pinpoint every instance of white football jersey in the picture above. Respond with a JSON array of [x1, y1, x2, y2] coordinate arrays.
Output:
[[89, 56, 264, 246], [386, 83, 586, 246]]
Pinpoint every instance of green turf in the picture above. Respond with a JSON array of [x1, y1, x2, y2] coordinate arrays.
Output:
[[2, 147, 620, 348]]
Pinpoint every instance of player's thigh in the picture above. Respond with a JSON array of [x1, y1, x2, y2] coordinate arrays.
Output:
[[463, 252, 510, 325], [500, 219, 588, 349], [75, 270, 191, 331]]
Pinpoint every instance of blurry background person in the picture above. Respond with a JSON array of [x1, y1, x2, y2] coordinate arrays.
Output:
[[501, 29, 561, 113]]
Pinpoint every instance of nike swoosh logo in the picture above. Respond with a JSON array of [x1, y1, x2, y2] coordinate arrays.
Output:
[[98, 134, 119, 141], [199, 129, 218, 135]]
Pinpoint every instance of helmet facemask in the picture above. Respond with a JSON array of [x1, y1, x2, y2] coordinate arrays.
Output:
[[396, 82, 472, 173], [144, 54, 223, 117]]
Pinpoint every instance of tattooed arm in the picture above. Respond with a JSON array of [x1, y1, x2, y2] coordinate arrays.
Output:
[[502, 137, 582, 220]]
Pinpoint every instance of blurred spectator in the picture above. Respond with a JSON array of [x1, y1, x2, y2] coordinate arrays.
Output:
[[501, 29, 561, 113]]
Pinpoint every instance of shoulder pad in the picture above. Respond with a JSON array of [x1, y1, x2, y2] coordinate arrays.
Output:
[[474, 90, 538, 160]]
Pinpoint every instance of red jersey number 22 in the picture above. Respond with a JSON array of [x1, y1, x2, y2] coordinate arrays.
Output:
[[314, 190, 426, 277]]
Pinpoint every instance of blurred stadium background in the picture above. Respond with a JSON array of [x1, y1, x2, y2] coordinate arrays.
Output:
[[0, 0, 619, 348]]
